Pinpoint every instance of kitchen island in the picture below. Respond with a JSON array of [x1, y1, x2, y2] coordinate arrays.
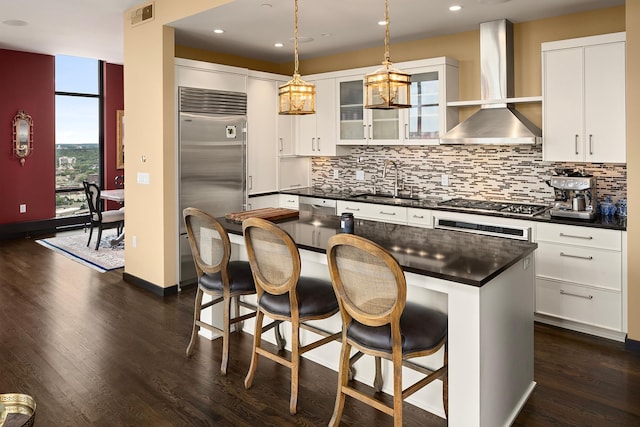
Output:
[[221, 214, 537, 427]]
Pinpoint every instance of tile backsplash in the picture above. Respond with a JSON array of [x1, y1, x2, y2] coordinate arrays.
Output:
[[312, 145, 627, 204]]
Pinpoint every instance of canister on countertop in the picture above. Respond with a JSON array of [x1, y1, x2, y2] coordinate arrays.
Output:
[[340, 212, 354, 234]]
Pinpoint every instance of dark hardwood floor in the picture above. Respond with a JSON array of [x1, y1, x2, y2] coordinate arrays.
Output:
[[1, 233, 639, 426]]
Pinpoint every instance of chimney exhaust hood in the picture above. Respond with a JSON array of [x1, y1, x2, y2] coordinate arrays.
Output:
[[440, 19, 542, 145]]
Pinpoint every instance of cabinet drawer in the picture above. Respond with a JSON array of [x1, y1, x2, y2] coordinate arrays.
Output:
[[536, 222, 621, 250], [536, 278, 622, 331], [336, 201, 407, 224], [407, 208, 433, 228], [536, 242, 621, 290], [278, 194, 299, 209]]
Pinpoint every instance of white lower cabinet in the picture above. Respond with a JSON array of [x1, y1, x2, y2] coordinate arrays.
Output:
[[278, 194, 299, 209], [534, 222, 625, 340], [407, 208, 433, 228], [336, 201, 407, 224]]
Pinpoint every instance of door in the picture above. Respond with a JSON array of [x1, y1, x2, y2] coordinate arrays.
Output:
[[543, 47, 584, 161]]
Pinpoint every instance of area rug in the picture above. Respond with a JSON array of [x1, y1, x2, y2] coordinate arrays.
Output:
[[36, 232, 124, 273]]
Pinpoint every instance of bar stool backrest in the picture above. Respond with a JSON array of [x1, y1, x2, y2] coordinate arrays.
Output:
[[183, 207, 230, 279]]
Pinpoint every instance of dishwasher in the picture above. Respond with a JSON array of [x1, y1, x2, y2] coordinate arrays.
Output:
[[298, 196, 337, 216]]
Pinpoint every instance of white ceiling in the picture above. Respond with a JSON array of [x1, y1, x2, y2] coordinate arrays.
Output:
[[0, 0, 624, 65]]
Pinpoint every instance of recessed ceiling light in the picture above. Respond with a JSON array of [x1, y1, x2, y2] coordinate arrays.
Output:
[[449, 5, 462, 12], [290, 36, 314, 44], [378, 20, 387, 26], [213, 29, 224, 34], [274, 42, 284, 48], [2, 19, 28, 26]]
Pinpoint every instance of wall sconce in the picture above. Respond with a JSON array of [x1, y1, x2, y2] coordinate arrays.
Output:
[[13, 110, 33, 166]]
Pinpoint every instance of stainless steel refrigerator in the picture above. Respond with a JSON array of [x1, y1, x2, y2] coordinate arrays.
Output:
[[178, 87, 247, 286]]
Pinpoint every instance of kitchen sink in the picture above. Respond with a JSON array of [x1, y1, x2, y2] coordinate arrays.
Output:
[[353, 194, 421, 205]]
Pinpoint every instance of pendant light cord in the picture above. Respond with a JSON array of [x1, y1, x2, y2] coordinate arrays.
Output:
[[294, 0, 300, 76], [384, 0, 390, 66]]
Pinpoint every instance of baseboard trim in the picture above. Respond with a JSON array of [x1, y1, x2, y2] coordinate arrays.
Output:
[[123, 272, 179, 297], [0, 216, 89, 241], [625, 336, 640, 353]]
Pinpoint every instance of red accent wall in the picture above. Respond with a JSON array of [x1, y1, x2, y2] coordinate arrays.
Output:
[[103, 63, 124, 210], [0, 49, 55, 224], [0, 50, 125, 224]]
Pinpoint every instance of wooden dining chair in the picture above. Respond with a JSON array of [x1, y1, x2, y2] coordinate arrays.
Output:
[[183, 207, 257, 375], [83, 181, 124, 250], [326, 233, 448, 427], [242, 217, 341, 415]]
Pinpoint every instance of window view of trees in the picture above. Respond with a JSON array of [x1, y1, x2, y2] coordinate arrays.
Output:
[[54, 55, 101, 218]]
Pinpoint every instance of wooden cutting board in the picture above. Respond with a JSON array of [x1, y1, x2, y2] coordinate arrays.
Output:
[[225, 207, 299, 223]]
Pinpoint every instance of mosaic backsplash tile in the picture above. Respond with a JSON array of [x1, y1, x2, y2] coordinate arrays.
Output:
[[311, 145, 627, 204]]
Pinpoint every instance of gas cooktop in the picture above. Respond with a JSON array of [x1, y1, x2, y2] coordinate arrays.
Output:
[[438, 198, 550, 217]]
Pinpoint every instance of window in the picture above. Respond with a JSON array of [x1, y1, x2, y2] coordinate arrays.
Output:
[[54, 55, 103, 218]]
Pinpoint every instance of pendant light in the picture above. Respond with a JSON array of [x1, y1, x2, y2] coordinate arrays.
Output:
[[364, 0, 411, 109], [279, 0, 315, 115]]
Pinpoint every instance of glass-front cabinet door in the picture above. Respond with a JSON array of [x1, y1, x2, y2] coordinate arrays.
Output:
[[404, 71, 440, 145], [337, 77, 401, 145]]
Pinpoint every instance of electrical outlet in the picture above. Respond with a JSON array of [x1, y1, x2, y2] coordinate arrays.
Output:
[[441, 174, 449, 186], [333, 169, 339, 179], [356, 170, 365, 181], [19, 204, 26, 213], [137, 172, 150, 185], [132, 235, 137, 248]]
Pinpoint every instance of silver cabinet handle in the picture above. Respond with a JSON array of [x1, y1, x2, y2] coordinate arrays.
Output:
[[317, 137, 321, 151], [560, 252, 593, 261], [405, 123, 409, 140], [412, 214, 425, 219], [311, 137, 316, 151], [369, 124, 372, 140], [589, 134, 593, 155], [345, 206, 360, 211], [379, 211, 396, 216], [248, 175, 253, 190], [279, 137, 284, 152], [289, 183, 301, 187], [559, 232, 593, 240], [560, 289, 593, 300], [287, 199, 296, 203], [575, 134, 579, 155]]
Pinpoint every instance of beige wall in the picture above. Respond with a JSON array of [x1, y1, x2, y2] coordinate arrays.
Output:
[[626, 1, 639, 341], [123, 0, 233, 288], [127, 2, 637, 342]]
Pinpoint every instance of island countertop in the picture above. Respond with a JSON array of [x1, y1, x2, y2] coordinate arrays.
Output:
[[221, 213, 537, 287]]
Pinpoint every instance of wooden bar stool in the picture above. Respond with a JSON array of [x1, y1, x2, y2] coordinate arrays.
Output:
[[183, 207, 257, 375], [326, 233, 448, 427], [242, 217, 341, 415]]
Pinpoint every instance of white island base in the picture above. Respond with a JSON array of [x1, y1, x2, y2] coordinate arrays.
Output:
[[199, 235, 536, 427]]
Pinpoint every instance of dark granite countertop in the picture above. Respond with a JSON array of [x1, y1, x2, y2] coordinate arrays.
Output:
[[280, 187, 627, 231], [221, 213, 537, 288]]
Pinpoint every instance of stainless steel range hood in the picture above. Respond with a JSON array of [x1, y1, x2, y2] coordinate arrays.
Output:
[[440, 19, 541, 145]]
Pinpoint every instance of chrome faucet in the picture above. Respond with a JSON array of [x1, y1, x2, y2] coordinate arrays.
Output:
[[382, 160, 399, 197]]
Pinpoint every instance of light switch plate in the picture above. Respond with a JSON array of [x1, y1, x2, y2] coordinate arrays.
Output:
[[137, 172, 150, 185]]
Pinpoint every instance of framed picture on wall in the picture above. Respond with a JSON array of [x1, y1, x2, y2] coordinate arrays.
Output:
[[116, 109, 124, 169]]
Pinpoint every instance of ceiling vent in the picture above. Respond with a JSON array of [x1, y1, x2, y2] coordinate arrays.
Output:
[[130, 2, 154, 27]]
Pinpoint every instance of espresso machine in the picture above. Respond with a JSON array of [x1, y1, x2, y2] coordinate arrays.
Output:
[[548, 174, 597, 220]]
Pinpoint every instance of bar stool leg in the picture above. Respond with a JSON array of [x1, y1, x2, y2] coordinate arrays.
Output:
[[374, 356, 383, 392], [221, 293, 231, 375], [186, 288, 204, 357], [245, 310, 264, 389], [329, 341, 351, 427]]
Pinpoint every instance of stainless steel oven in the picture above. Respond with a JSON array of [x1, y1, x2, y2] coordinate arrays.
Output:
[[299, 196, 337, 216]]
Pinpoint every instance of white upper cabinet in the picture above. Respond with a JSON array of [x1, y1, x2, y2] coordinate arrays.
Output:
[[333, 57, 458, 146], [542, 33, 626, 163], [296, 78, 337, 156], [336, 75, 402, 145]]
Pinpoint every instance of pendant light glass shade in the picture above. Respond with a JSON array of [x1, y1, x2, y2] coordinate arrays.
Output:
[[364, 0, 411, 109], [279, 0, 315, 115]]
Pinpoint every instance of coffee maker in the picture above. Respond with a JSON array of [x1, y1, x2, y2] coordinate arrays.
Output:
[[548, 174, 597, 220]]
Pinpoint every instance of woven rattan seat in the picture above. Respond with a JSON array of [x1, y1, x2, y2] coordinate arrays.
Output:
[[242, 217, 340, 415], [183, 207, 257, 375], [326, 233, 448, 426]]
